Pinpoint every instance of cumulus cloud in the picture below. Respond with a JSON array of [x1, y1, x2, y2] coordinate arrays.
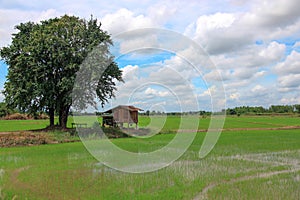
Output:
[[206, 41, 286, 88], [251, 84, 266, 93], [0, 8, 63, 47], [277, 74, 300, 91], [111, 54, 203, 112], [1, 0, 300, 110], [184, 12, 251, 54], [245, 0, 300, 29], [118, 32, 159, 54], [258, 41, 286, 61], [274, 51, 300, 75], [229, 92, 240, 100], [145, 87, 169, 97], [185, 0, 300, 55], [147, 3, 177, 25], [280, 97, 300, 104], [199, 85, 217, 97], [101, 8, 157, 36], [121, 65, 139, 80], [273, 50, 300, 94]]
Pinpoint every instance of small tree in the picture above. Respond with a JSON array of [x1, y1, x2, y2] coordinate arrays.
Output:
[[0, 15, 123, 128]]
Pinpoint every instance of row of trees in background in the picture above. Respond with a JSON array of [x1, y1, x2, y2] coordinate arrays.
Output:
[[1, 103, 300, 118], [225, 105, 300, 115], [141, 105, 300, 116]]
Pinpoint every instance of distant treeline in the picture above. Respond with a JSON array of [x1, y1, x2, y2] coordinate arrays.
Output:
[[69, 105, 300, 117], [140, 104, 300, 116], [225, 105, 300, 115], [1, 101, 300, 118]]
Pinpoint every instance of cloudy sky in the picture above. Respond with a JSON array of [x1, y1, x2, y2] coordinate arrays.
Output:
[[0, 0, 300, 112]]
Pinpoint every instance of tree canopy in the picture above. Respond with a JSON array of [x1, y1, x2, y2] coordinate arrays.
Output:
[[0, 15, 123, 128]]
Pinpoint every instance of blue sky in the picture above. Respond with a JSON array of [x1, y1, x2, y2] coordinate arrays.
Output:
[[0, 61, 7, 91], [0, 0, 300, 112]]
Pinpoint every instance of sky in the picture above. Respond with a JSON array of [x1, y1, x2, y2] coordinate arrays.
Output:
[[0, 0, 300, 112]]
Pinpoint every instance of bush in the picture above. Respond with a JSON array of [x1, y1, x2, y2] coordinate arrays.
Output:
[[4, 113, 32, 120], [36, 113, 49, 120]]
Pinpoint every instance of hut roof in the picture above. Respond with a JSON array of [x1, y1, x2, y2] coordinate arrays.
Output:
[[103, 105, 143, 114]]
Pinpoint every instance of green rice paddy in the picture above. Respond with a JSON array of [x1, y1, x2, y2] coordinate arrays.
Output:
[[0, 115, 299, 199]]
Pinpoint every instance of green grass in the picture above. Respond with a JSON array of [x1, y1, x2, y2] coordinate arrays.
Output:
[[0, 119, 50, 132], [0, 115, 299, 199], [223, 116, 300, 128], [0, 116, 97, 132], [0, 129, 299, 199], [0, 115, 299, 132]]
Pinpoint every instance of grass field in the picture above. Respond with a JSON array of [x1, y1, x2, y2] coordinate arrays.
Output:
[[0, 115, 299, 132], [0, 115, 299, 199]]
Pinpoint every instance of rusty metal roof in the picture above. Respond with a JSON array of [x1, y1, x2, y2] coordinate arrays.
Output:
[[103, 105, 143, 113]]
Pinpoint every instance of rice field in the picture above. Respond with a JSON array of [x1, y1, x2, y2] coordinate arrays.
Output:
[[0, 115, 299, 132], [0, 115, 299, 199]]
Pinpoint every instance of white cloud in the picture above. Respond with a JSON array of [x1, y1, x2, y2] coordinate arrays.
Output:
[[147, 3, 177, 25], [121, 65, 139, 80], [258, 41, 286, 61], [251, 84, 266, 93], [245, 0, 300, 28], [1, 0, 300, 110], [0, 8, 63, 47], [274, 51, 300, 75], [273, 50, 300, 96], [229, 92, 240, 100], [101, 8, 156, 36], [118, 33, 158, 54], [280, 97, 300, 105], [253, 70, 267, 78], [199, 85, 216, 97], [185, 12, 250, 54], [145, 87, 156, 95], [145, 87, 169, 97], [185, 0, 300, 55], [278, 74, 300, 90], [195, 12, 235, 31]]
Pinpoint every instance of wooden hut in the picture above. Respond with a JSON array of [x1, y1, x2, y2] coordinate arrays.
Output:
[[102, 105, 143, 128]]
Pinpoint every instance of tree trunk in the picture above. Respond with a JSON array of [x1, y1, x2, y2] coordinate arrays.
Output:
[[59, 105, 70, 129], [49, 107, 55, 127]]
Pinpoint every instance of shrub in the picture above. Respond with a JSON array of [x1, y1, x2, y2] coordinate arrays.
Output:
[[4, 113, 32, 120], [36, 113, 49, 120]]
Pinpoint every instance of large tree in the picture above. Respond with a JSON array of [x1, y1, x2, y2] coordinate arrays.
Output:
[[0, 15, 123, 128]]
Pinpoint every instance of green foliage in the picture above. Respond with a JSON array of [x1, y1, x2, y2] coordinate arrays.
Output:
[[227, 105, 299, 115], [269, 105, 294, 113], [0, 15, 123, 128], [293, 104, 300, 113], [0, 102, 14, 118]]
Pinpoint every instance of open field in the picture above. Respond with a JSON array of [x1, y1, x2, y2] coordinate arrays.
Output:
[[0, 115, 299, 199], [0, 115, 299, 132]]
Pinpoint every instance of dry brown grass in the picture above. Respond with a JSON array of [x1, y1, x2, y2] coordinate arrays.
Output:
[[2, 113, 49, 120], [4, 113, 32, 120]]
